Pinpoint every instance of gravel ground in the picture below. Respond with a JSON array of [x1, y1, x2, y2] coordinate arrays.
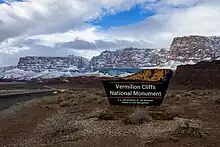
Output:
[[0, 87, 220, 147]]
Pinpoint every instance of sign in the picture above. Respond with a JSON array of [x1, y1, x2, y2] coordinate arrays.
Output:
[[102, 69, 173, 106]]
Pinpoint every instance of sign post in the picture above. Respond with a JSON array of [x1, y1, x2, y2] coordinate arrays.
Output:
[[102, 69, 173, 106]]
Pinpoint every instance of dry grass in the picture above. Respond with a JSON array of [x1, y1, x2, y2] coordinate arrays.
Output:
[[2, 89, 220, 147], [0, 96, 51, 119], [36, 110, 78, 137], [13, 109, 83, 146]]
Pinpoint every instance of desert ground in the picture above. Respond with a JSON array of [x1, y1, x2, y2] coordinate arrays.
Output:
[[0, 78, 220, 147]]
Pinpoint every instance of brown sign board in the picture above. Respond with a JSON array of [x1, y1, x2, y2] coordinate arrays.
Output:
[[102, 69, 173, 106]]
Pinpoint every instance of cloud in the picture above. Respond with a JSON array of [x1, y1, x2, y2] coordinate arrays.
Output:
[[0, 0, 145, 65], [70, 49, 103, 59], [57, 39, 97, 50], [25, 25, 153, 50], [0, 19, 3, 24], [163, 0, 200, 6], [105, 0, 220, 47], [0, 43, 77, 66], [0, 0, 92, 42], [0, 0, 143, 42], [27, 27, 105, 44], [1, 0, 220, 66], [56, 38, 151, 50]]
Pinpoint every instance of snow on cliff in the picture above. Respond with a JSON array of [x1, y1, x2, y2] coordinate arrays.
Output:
[[17, 56, 88, 72], [89, 48, 168, 71], [5, 34, 220, 81], [0, 60, 195, 80], [160, 60, 196, 70], [1, 68, 37, 80], [0, 68, 112, 80]]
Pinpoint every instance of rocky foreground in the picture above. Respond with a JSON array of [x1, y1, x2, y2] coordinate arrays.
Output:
[[0, 87, 220, 147]]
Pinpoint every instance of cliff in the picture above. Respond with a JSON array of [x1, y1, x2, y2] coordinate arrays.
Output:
[[168, 35, 220, 62], [1, 35, 220, 81], [17, 55, 89, 72], [89, 48, 168, 71], [171, 60, 220, 89]]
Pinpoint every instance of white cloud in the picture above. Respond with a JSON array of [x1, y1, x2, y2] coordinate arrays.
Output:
[[27, 26, 153, 49], [0, 0, 143, 42], [28, 27, 105, 44], [105, 0, 220, 47], [72, 49, 103, 59], [0, 0, 220, 66], [0, 0, 145, 66], [163, 0, 200, 6]]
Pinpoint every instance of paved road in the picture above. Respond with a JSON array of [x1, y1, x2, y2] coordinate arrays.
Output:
[[0, 89, 55, 97], [0, 89, 30, 94], [0, 82, 27, 85], [0, 89, 56, 111]]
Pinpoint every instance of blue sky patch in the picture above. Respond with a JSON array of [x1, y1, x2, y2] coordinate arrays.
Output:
[[86, 5, 155, 29], [0, 0, 7, 3], [0, 0, 23, 4]]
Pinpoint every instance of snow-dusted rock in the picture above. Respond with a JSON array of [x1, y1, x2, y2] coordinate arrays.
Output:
[[83, 71, 112, 77], [1, 68, 36, 80], [89, 47, 169, 71], [168, 35, 220, 62], [17, 55, 89, 72], [1, 35, 220, 81]]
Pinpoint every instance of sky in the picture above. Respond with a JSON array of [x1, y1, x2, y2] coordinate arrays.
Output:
[[0, 0, 220, 66]]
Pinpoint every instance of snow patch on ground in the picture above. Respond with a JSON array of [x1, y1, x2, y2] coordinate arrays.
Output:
[[117, 72, 135, 77], [83, 71, 112, 77]]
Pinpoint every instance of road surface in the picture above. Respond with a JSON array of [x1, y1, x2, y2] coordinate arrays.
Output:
[[0, 89, 56, 111], [0, 89, 55, 97]]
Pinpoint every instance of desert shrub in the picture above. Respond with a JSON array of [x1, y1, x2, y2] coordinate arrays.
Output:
[[60, 101, 72, 107], [175, 94, 181, 101], [165, 106, 184, 117], [149, 111, 176, 120], [172, 120, 206, 138], [214, 98, 220, 105], [40, 95, 60, 105], [164, 91, 175, 99], [196, 90, 212, 96], [36, 110, 81, 138], [98, 108, 116, 120], [123, 109, 152, 125], [183, 91, 193, 97]]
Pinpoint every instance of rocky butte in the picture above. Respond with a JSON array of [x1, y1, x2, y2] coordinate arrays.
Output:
[[15, 35, 220, 73], [168, 35, 220, 62], [17, 55, 90, 72], [89, 48, 168, 71]]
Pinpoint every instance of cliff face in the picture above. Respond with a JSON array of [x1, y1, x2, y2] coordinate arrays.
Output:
[[89, 48, 168, 71], [17, 55, 89, 72], [168, 35, 220, 62], [15, 48, 169, 73], [89, 35, 220, 70], [171, 60, 220, 89], [13, 35, 220, 75]]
